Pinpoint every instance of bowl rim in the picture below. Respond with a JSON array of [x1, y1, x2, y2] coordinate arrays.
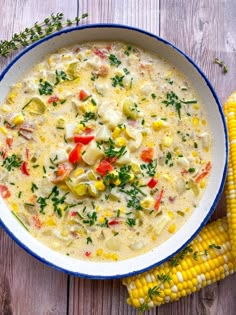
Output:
[[0, 23, 228, 279]]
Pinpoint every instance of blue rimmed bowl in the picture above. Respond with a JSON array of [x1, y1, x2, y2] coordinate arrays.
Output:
[[0, 24, 228, 279]]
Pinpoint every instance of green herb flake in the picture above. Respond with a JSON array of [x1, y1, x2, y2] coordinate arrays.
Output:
[[86, 237, 93, 244], [109, 54, 121, 67]]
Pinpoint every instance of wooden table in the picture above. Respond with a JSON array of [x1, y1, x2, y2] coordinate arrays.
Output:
[[0, 1, 235, 314]]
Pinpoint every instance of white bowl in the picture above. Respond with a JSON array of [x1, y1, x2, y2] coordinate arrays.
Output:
[[0, 25, 228, 279]]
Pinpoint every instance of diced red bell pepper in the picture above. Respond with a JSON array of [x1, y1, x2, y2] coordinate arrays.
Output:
[[32, 215, 42, 229], [6, 136, 13, 148], [109, 220, 119, 226], [154, 189, 164, 211], [85, 127, 93, 134], [70, 211, 77, 217], [0, 185, 11, 199], [94, 48, 105, 59], [195, 161, 212, 183], [48, 96, 59, 103], [21, 161, 30, 176], [68, 143, 83, 164], [140, 147, 154, 163], [74, 135, 94, 145], [147, 178, 158, 188], [79, 89, 89, 101], [85, 251, 91, 257], [57, 164, 68, 176], [96, 160, 114, 176]]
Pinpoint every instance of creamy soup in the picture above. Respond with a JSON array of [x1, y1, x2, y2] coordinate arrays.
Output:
[[0, 42, 212, 261]]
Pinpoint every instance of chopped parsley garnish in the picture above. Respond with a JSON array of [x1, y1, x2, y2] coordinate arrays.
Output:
[[37, 186, 68, 216], [31, 183, 38, 193], [104, 138, 127, 159], [123, 68, 130, 75], [86, 237, 93, 244], [2, 154, 22, 171], [91, 98, 97, 106], [83, 211, 97, 226], [120, 182, 146, 210], [162, 91, 182, 119], [188, 168, 195, 173], [151, 93, 156, 99], [109, 54, 121, 67], [111, 75, 124, 88], [91, 72, 98, 81], [124, 45, 132, 56], [38, 79, 53, 95], [166, 78, 174, 85], [126, 218, 136, 227], [165, 152, 173, 166], [54, 70, 69, 85], [80, 111, 97, 126], [140, 159, 157, 177]]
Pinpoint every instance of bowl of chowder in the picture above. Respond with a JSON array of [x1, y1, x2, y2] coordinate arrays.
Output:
[[0, 25, 228, 278]]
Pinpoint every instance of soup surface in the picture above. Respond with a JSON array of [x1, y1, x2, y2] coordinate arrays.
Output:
[[0, 41, 212, 261]]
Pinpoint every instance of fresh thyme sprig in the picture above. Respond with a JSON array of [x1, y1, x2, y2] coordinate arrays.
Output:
[[0, 12, 88, 58], [214, 57, 228, 74], [138, 243, 222, 312]]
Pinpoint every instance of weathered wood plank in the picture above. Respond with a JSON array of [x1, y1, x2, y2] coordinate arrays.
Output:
[[78, 0, 160, 33], [0, 1, 78, 314], [159, 1, 236, 315]]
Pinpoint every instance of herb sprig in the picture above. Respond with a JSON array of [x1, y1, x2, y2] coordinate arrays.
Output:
[[0, 13, 88, 58], [214, 58, 228, 74], [138, 244, 222, 312]]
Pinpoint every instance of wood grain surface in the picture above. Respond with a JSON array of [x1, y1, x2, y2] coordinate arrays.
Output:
[[0, 1, 235, 314]]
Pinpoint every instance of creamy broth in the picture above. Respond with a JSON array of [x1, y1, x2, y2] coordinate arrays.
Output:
[[0, 42, 212, 261]]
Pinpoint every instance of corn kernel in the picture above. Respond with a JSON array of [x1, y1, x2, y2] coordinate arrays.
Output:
[[85, 49, 91, 55], [7, 92, 17, 103], [192, 151, 198, 157], [61, 230, 69, 237], [151, 234, 157, 241], [131, 162, 141, 174], [0, 126, 8, 135], [11, 203, 19, 213], [152, 120, 164, 131], [119, 207, 125, 213], [46, 217, 56, 226], [112, 127, 122, 138], [140, 197, 154, 209], [95, 181, 106, 191], [98, 217, 105, 224], [96, 248, 103, 256], [167, 211, 175, 219], [104, 210, 112, 217], [73, 124, 85, 134], [193, 117, 199, 127], [12, 113, 24, 125], [1, 105, 11, 112], [200, 180, 206, 189], [115, 137, 127, 147], [193, 104, 199, 110], [168, 224, 176, 234]]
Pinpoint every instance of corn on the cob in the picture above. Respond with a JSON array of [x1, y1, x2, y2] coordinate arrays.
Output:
[[224, 92, 236, 258], [123, 218, 235, 310]]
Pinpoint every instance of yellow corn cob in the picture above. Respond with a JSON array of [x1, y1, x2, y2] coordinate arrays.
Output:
[[224, 92, 236, 258], [123, 218, 235, 310]]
